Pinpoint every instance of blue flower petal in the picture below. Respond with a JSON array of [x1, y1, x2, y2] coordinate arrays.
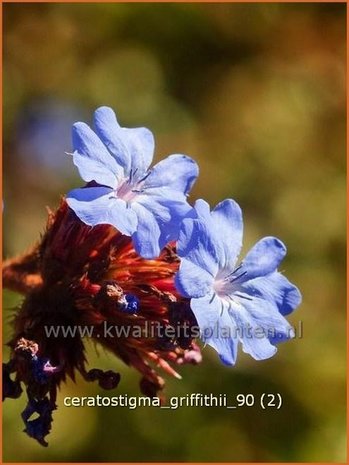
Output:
[[144, 154, 198, 195], [135, 190, 192, 256], [175, 259, 215, 298], [72, 122, 121, 188], [93, 107, 130, 173], [230, 302, 278, 360], [190, 293, 238, 365], [236, 296, 295, 337], [137, 187, 195, 249], [208, 320, 239, 366], [66, 187, 137, 235], [94, 106, 154, 175], [66, 186, 113, 223], [241, 271, 302, 316], [194, 199, 212, 221], [177, 218, 223, 277], [268, 331, 294, 345], [106, 201, 138, 236], [240, 236, 287, 281], [189, 292, 221, 331], [211, 199, 243, 269], [138, 188, 189, 223], [240, 329, 278, 360], [193, 199, 243, 270], [131, 203, 161, 259], [229, 297, 294, 360]]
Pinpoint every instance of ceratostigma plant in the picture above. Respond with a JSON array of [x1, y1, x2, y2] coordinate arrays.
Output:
[[3, 107, 301, 446]]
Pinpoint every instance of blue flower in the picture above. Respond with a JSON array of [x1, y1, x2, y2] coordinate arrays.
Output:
[[175, 199, 302, 365], [66, 106, 198, 258]]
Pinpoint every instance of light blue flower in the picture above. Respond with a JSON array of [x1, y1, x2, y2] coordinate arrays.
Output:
[[66, 106, 198, 259], [175, 199, 302, 365]]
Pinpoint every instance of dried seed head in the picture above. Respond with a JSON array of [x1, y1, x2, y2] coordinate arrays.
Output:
[[3, 199, 201, 446]]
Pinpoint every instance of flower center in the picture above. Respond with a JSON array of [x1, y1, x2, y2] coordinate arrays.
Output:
[[116, 178, 140, 202], [213, 264, 248, 301], [213, 276, 234, 301], [115, 169, 149, 203]]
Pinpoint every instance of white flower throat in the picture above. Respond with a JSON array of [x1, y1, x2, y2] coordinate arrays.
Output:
[[114, 169, 151, 203], [213, 264, 250, 302]]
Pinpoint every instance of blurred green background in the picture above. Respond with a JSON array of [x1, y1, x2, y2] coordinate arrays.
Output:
[[3, 3, 346, 463]]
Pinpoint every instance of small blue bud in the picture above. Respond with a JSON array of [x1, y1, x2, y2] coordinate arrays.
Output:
[[31, 357, 50, 384], [120, 293, 140, 314]]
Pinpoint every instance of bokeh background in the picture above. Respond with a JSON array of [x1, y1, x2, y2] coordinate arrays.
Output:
[[3, 3, 346, 463]]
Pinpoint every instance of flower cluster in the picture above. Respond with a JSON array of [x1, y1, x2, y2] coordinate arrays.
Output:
[[3, 106, 301, 446], [66, 107, 301, 364]]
